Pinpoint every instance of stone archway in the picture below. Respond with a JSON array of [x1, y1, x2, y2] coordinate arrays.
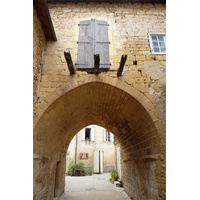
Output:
[[33, 75, 165, 200]]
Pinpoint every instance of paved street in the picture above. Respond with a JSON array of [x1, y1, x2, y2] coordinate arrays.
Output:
[[59, 173, 131, 200]]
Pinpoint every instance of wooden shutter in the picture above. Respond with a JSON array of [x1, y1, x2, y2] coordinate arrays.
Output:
[[91, 128, 94, 141], [77, 20, 94, 69], [100, 151, 104, 173], [81, 128, 85, 141], [77, 20, 110, 72], [94, 150, 99, 173], [110, 133, 114, 142], [94, 20, 110, 70], [103, 129, 106, 142]]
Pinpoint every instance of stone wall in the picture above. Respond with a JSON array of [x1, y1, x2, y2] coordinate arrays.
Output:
[[33, 5, 46, 122], [33, 2, 166, 200], [34, 79, 166, 200], [37, 3, 166, 106], [35, 3, 166, 135]]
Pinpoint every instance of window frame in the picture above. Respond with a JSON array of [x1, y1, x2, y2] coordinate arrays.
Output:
[[148, 32, 166, 55], [85, 128, 91, 140], [105, 130, 111, 142], [81, 128, 94, 141]]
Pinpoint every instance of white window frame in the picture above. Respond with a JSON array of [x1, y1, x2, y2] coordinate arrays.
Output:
[[148, 32, 166, 55], [105, 130, 111, 142], [81, 127, 94, 141], [104, 129, 114, 142]]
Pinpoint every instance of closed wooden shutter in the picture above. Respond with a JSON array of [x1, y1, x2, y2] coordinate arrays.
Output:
[[77, 20, 110, 72], [103, 129, 106, 142], [110, 133, 114, 142], [77, 20, 94, 69], [93, 150, 99, 173], [81, 128, 85, 141], [100, 151, 104, 173], [91, 128, 95, 141], [94, 20, 110, 70]]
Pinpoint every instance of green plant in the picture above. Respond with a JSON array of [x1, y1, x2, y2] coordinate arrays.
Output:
[[110, 169, 118, 183], [88, 168, 93, 175], [74, 161, 85, 176], [85, 137, 91, 144], [78, 161, 84, 169], [67, 161, 77, 176], [80, 168, 85, 176], [67, 164, 74, 176], [159, 83, 166, 93], [68, 161, 86, 176], [67, 166, 72, 175]]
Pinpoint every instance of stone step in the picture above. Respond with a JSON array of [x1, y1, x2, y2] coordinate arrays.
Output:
[[114, 181, 121, 187], [117, 179, 123, 186]]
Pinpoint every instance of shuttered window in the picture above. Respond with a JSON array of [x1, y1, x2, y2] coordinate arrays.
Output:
[[81, 128, 94, 141], [77, 20, 110, 73], [103, 129, 114, 142]]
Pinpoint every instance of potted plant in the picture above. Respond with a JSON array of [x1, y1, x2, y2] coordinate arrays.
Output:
[[67, 162, 77, 176], [89, 168, 93, 176], [85, 137, 91, 144], [80, 168, 85, 176], [109, 169, 119, 183], [67, 165, 73, 176], [79, 161, 85, 176]]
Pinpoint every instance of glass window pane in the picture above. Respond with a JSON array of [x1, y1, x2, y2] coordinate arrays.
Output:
[[152, 36, 157, 41], [161, 48, 166, 53], [159, 42, 165, 47], [153, 42, 158, 46], [153, 47, 160, 52], [158, 36, 164, 41]]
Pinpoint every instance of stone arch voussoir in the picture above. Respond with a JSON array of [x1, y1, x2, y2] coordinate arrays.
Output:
[[34, 74, 158, 130]]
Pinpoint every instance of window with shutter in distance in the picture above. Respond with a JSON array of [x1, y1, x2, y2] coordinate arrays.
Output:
[[81, 127, 94, 142], [77, 20, 110, 73], [85, 128, 91, 140], [104, 129, 114, 142]]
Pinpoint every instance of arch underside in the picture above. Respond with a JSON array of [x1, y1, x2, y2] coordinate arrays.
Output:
[[33, 81, 165, 199]]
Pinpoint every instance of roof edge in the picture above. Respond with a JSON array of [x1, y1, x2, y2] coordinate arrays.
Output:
[[42, 0, 57, 41]]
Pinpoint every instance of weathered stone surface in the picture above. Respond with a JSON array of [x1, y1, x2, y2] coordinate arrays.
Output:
[[144, 60, 166, 84], [33, 2, 166, 200], [33, 6, 46, 122]]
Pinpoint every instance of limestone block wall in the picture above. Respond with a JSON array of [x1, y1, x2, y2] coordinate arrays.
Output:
[[33, 2, 166, 200], [34, 78, 165, 200], [33, 5, 46, 121], [36, 2, 166, 147], [37, 3, 166, 105]]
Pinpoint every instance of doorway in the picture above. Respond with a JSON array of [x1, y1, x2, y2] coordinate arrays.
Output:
[[94, 150, 104, 174]]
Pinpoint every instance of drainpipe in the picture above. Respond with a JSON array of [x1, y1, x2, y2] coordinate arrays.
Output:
[[75, 134, 78, 165]]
